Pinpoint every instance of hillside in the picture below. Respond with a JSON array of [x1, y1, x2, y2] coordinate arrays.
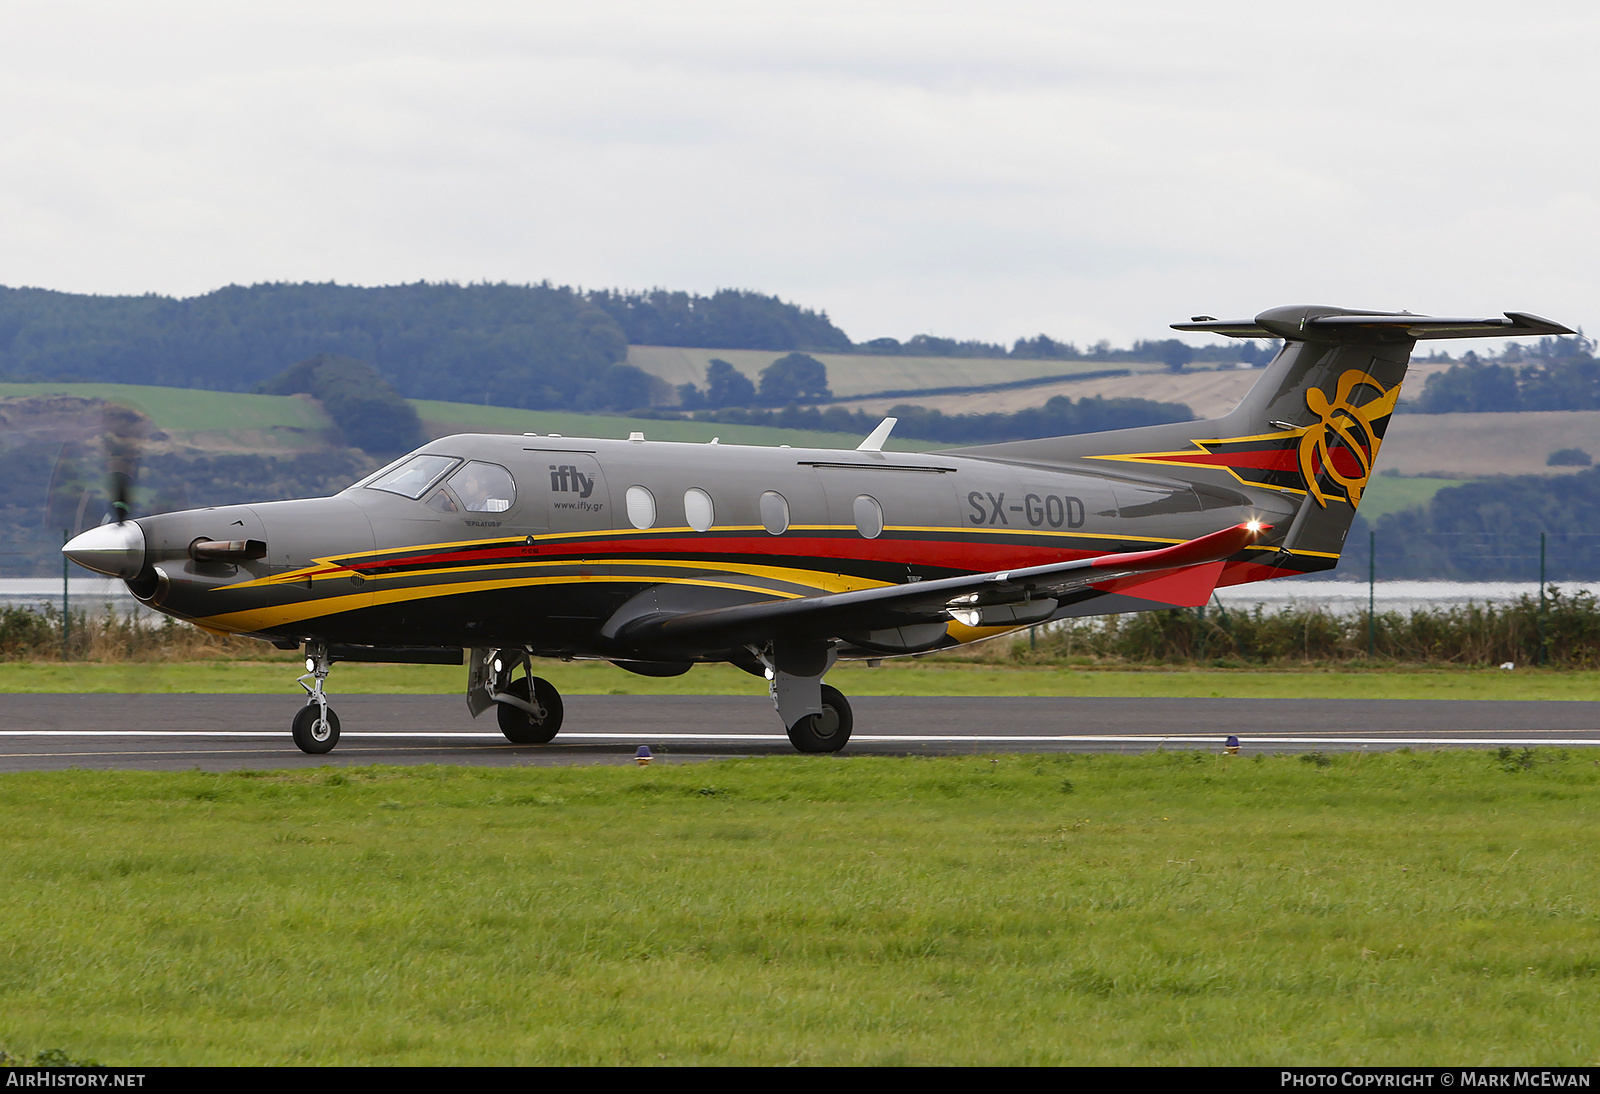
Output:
[[5, 379, 1595, 580], [624, 345, 1175, 401], [0, 384, 929, 577]]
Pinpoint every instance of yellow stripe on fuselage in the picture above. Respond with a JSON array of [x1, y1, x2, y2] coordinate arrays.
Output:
[[198, 569, 890, 635]]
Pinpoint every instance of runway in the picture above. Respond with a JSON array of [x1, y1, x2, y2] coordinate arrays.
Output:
[[1, 693, 1598, 770]]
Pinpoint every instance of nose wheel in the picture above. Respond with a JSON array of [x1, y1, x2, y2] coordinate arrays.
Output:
[[293, 641, 341, 754], [292, 703, 341, 754]]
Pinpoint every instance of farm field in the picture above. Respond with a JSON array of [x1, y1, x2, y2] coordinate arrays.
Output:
[[1380, 409, 1600, 479], [625, 344, 1173, 398], [1, 752, 1596, 1065], [8, 378, 1594, 480], [819, 360, 1460, 419], [0, 381, 334, 453], [0, 381, 921, 454], [831, 366, 1263, 419], [410, 399, 931, 451], [4, 659, 1598, 701], [1355, 475, 1466, 522]]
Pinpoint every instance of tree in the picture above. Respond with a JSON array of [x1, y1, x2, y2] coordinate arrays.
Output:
[[1011, 334, 1080, 360], [758, 353, 831, 405], [586, 288, 852, 350], [258, 354, 423, 456], [1157, 339, 1195, 373], [574, 363, 655, 412], [704, 359, 756, 408], [1416, 360, 1523, 413]]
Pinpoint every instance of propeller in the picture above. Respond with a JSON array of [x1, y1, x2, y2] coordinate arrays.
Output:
[[59, 404, 152, 580], [43, 440, 98, 538], [100, 404, 147, 526]]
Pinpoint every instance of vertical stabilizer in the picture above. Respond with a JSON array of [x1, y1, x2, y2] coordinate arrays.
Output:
[[950, 305, 1573, 574]]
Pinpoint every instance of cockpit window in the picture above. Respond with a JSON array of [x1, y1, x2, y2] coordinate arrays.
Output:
[[366, 454, 460, 499], [447, 461, 516, 513]]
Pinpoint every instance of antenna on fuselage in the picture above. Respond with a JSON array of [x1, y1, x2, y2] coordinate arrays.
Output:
[[856, 417, 898, 452]]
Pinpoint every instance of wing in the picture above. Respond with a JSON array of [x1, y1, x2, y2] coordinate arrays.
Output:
[[613, 521, 1271, 656]]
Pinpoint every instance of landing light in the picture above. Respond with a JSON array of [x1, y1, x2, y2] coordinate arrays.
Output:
[[493, 657, 503, 674], [1246, 520, 1263, 532], [305, 657, 315, 672]]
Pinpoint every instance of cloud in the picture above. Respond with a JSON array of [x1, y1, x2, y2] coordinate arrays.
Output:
[[0, 0, 1594, 345]]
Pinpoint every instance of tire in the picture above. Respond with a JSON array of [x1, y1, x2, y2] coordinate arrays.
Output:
[[786, 683, 852, 753], [292, 703, 340, 754], [497, 676, 564, 744]]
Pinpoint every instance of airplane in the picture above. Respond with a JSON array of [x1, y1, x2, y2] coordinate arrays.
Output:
[[61, 304, 1572, 755]]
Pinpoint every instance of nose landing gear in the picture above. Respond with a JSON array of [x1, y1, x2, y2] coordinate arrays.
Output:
[[292, 641, 340, 754]]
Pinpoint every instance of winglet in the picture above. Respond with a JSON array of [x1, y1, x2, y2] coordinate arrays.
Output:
[[857, 417, 898, 452]]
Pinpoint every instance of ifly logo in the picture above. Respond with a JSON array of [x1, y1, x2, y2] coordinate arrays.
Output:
[[549, 465, 596, 498]]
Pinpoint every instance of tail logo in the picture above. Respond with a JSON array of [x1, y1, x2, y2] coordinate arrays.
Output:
[[1088, 368, 1400, 508], [1298, 370, 1397, 508]]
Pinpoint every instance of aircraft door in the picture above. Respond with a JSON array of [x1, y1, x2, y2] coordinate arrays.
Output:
[[538, 453, 613, 535]]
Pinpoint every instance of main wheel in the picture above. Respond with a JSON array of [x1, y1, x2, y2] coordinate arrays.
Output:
[[497, 676, 564, 744], [292, 703, 340, 754], [786, 683, 852, 753]]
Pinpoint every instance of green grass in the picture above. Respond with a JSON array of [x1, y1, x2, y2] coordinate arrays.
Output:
[[1359, 475, 1469, 522], [1, 752, 1598, 1064], [0, 379, 933, 452], [3, 658, 1598, 700], [0, 381, 330, 435]]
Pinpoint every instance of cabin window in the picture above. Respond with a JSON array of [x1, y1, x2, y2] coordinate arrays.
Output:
[[760, 490, 790, 535], [684, 488, 715, 532], [447, 461, 516, 513], [853, 494, 883, 539], [366, 454, 460, 500], [626, 486, 657, 530]]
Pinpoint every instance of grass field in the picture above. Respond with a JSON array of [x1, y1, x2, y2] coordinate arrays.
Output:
[[1, 752, 1597, 1065], [4, 658, 1599, 701], [0, 380, 929, 453], [1349, 475, 1465, 522], [0, 381, 330, 436]]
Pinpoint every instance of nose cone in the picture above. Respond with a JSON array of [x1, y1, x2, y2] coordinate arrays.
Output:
[[63, 522, 147, 579]]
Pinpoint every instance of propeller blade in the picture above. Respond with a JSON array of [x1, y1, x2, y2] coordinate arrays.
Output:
[[101, 405, 148, 525]]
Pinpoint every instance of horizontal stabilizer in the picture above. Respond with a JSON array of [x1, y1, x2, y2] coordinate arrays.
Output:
[[1173, 306, 1574, 343]]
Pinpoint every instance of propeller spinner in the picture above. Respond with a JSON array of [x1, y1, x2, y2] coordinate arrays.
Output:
[[61, 405, 149, 580]]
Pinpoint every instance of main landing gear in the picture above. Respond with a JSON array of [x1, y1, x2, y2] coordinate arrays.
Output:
[[494, 674, 565, 744], [471, 648, 565, 745], [760, 640, 853, 754], [293, 641, 340, 754], [787, 683, 853, 753]]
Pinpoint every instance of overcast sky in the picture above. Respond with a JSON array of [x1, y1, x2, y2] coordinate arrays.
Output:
[[1, 0, 1594, 347]]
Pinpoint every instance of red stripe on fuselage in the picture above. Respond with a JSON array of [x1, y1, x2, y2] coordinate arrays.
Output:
[[345, 531, 1116, 578]]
